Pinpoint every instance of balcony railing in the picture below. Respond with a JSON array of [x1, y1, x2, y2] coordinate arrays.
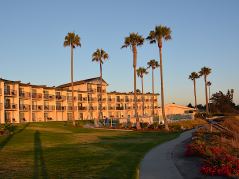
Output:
[[108, 98, 115, 102], [5, 103, 18, 110], [78, 106, 87, 110], [4, 89, 17, 96], [56, 106, 66, 111], [32, 93, 42, 100], [44, 105, 55, 111], [87, 88, 96, 93], [19, 92, 31, 99], [67, 106, 77, 110], [67, 96, 77, 101], [88, 106, 97, 110], [56, 95, 66, 101], [44, 94, 55, 100], [19, 104, 31, 111], [116, 106, 124, 110], [108, 107, 115, 110], [32, 105, 43, 111], [88, 98, 97, 102]]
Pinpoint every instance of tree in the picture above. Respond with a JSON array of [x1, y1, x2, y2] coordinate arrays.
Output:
[[147, 25, 172, 131], [137, 67, 148, 116], [147, 59, 159, 116], [187, 103, 194, 108], [199, 67, 211, 114], [210, 90, 237, 113], [92, 48, 109, 125], [64, 32, 81, 126], [188, 72, 200, 110], [121, 32, 144, 129]]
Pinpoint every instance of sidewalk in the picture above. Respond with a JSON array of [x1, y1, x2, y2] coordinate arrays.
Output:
[[139, 129, 195, 179]]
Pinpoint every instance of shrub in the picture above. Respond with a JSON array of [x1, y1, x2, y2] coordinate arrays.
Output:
[[4, 123, 16, 134]]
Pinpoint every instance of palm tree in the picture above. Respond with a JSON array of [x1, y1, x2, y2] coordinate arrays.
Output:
[[199, 67, 212, 114], [188, 72, 200, 110], [92, 48, 109, 125], [147, 59, 159, 116], [121, 32, 144, 129], [146, 25, 172, 130], [137, 67, 148, 116], [63, 32, 81, 126]]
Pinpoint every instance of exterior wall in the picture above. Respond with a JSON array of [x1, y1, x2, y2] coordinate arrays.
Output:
[[0, 78, 160, 124], [158, 104, 195, 116]]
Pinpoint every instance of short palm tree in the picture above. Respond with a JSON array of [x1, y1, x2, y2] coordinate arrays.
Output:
[[92, 48, 109, 124], [121, 32, 144, 129], [137, 67, 148, 116], [188, 72, 200, 110], [147, 25, 172, 130], [199, 67, 212, 114], [64, 32, 81, 126], [147, 59, 159, 116]]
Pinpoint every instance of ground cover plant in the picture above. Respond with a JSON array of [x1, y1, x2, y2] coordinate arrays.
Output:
[[185, 116, 239, 177], [0, 121, 179, 179]]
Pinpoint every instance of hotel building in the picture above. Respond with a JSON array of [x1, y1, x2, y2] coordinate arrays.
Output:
[[0, 77, 159, 124]]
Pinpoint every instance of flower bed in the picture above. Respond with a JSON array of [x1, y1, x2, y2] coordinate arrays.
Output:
[[185, 137, 239, 177]]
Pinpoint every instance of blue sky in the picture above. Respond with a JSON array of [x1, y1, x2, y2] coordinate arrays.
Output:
[[0, 0, 238, 105]]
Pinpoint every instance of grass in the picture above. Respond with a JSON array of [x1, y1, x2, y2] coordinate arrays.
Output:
[[0, 122, 180, 179]]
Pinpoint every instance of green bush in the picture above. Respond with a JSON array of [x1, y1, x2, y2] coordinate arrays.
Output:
[[4, 123, 16, 133]]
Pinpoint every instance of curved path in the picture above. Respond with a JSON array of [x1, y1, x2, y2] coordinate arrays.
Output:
[[139, 129, 195, 179]]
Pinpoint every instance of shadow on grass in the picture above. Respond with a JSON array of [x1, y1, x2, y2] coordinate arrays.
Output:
[[0, 122, 30, 151], [33, 130, 48, 179]]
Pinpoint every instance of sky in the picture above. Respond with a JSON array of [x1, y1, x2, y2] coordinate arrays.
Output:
[[0, 0, 238, 105]]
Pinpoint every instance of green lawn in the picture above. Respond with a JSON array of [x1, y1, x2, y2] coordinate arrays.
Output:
[[0, 122, 180, 179]]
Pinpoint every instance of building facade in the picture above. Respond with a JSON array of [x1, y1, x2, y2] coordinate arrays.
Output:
[[0, 77, 159, 124]]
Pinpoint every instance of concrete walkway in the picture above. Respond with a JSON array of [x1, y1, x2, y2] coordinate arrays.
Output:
[[140, 129, 195, 179]]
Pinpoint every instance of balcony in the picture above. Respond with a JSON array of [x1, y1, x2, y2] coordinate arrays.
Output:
[[32, 105, 43, 111], [88, 98, 97, 102], [88, 106, 97, 110], [44, 94, 55, 100], [0, 88, 2, 95], [19, 92, 31, 99], [4, 89, 17, 96], [56, 106, 66, 111], [108, 98, 115, 102], [44, 105, 55, 111], [67, 106, 77, 111], [116, 106, 124, 110], [5, 103, 18, 110], [98, 106, 106, 110], [87, 88, 96, 93], [98, 98, 106, 102], [78, 106, 87, 110], [108, 107, 115, 110], [19, 104, 31, 111], [32, 93, 42, 100], [56, 95, 66, 101], [67, 96, 77, 101]]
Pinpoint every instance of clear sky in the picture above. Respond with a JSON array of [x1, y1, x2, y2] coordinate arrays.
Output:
[[0, 0, 238, 105]]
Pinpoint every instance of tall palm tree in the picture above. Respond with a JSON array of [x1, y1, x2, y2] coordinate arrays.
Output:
[[199, 67, 212, 114], [63, 32, 81, 126], [137, 67, 148, 116], [121, 32, 144, 129], [146, 25, 172, 130], [92, 48, 109, 125], [147, 59, 159, 116], [188, 72, 200, 110]]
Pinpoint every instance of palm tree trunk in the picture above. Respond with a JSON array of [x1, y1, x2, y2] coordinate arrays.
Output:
[[152, 68, 155, 116], [204, 75, 209, 114], [133, 46, 140, 129], [159, 44, 168, 130], [193, 79, 197, 110], [100, 62, 103, 121], [71, 45, 75, 126], [141, 77, 144, 116]]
